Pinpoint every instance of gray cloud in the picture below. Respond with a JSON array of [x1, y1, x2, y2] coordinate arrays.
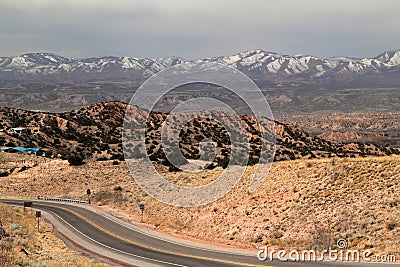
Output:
[[0, 0, 399, 59]]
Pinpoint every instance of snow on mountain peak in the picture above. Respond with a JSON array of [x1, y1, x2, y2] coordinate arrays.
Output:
[[375, 50, 400, 65], [1, 49, 400, 79]]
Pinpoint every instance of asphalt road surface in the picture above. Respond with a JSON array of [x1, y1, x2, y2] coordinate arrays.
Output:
[[0, 199, 397, 267]]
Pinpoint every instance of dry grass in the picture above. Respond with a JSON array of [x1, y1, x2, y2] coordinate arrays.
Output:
[[0, 204, 112, 267], [1, 153, 399, 258]]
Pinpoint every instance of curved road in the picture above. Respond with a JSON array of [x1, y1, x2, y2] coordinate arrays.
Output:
[[0, 199, 396, 267]]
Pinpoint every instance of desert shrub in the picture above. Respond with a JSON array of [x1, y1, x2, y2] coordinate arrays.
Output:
[[53, 138, 61, 145], [5, 141, 16, 147], [113, 185, 123, 191], [253, 235, 264, 243], [92, 190, 113, 202], [386, 221, 397, 231], [100, 143, 110, 151], [205, 163, 216, 170], [168, 165, 181, 172], [217, 157, 229, 169], [311, 225, 332, 250], [247, 157, 259, 166], [67, 154, 85, 166], [30, 263, 50, 267], [389, 199, 399, 208], [110, 154, 124, 161], [271, 230, 283, 239]]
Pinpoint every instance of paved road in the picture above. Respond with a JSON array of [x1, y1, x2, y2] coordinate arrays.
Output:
[[0, 199, 397, 267]]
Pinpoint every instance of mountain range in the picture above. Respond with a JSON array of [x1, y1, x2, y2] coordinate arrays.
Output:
[[0, 49, 399, 114], [1, 49, 400, 84]]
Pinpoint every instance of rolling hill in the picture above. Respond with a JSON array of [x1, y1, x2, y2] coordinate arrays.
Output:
[[0, 102, 397, 173]]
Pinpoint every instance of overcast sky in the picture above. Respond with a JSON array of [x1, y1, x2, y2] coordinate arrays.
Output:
[[1, 0, 399, 59]]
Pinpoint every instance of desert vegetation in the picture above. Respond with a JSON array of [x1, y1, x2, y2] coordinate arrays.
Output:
[[1, 102, 399, 261], [0, 204, 112, 267], [0, 102, 397, 172], [0, 153, 399, 257]]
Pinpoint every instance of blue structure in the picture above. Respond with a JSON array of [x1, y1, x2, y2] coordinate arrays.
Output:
[[1, 147, 40, 153]]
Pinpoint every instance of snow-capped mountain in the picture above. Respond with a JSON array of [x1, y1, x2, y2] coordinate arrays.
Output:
[[0, 52, 185, 77], [209, 49, 400, 78], [0, 49, 399, 82]]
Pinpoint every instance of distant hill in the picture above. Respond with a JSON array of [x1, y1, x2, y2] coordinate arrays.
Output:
[[280, 112, 400, 148], [0, 102, 397, 169]]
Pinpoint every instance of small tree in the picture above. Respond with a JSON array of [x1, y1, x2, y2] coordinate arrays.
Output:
[[67, 154, 85, 166]]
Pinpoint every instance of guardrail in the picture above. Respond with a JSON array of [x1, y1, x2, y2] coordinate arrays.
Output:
[[0, 166, 15, 169], [37, 196, 89, 204]]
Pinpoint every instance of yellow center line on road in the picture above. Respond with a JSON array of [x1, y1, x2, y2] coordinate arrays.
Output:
[[40, 203, 272, 267]]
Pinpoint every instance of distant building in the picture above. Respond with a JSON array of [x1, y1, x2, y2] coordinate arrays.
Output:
[[6, 127, 29, 134], [1, 147, 40, 154], [0, 146, 54, 158], [10, 127, 29, 134]]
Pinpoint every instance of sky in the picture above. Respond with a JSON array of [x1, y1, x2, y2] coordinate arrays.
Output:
[[0, 0, 399, 59]]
